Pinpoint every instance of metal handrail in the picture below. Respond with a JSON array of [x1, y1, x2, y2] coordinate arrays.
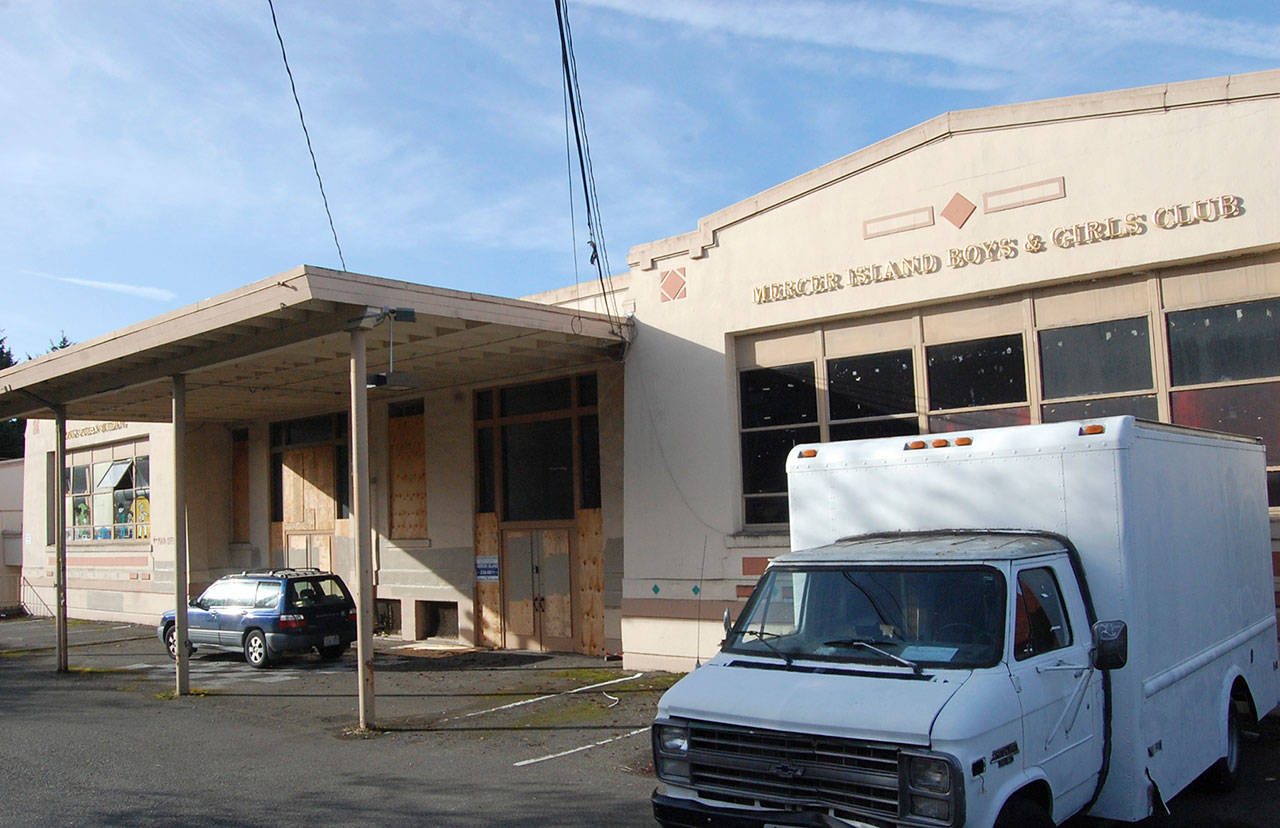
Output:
[[21, 576, 53, 617]]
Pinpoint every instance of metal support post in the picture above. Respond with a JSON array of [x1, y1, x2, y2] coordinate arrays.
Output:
[[349, 328, 375, 729], [172, 374, 190, 695]]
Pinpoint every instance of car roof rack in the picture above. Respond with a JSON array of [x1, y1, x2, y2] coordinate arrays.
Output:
[[230, 567, 326, 578]]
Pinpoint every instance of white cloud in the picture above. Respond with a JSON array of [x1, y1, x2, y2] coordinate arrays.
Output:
[[24, 270, 177, 303]]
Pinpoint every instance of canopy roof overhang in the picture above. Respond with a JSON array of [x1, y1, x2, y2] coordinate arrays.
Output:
[[0, 265, 629, 423]]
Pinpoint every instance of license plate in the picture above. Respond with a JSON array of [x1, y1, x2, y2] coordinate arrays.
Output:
[[324, 635, 339, 647]]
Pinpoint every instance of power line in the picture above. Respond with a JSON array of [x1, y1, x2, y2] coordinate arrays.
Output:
[[267, 0, 347, 273], [555, 0, 622, 336]]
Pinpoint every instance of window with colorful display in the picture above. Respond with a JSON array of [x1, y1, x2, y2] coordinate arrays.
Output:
[[65, 441, 150, 541]]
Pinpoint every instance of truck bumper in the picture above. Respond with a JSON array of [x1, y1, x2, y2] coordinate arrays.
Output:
[[652, 791, 849, 827]]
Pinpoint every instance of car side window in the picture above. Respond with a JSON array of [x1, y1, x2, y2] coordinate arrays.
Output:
[[253, 582, 281, 609], [225, 580, 256, 608], [199, 581, 234, 608], [1014, 567, 1072, 661]]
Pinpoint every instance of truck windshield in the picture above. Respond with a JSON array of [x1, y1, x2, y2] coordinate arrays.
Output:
[[725, 565, 1006, 669]]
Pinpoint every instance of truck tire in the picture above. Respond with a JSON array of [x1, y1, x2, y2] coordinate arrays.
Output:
[[994, 796, 1053, 828], [1203, 703, 1241, 792]]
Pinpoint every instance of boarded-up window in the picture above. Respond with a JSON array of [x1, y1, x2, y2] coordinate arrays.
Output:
[[231, 429, 249, 542], [388, 400, 427, 538]]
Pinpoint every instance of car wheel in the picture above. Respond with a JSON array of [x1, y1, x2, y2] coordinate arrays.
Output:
[[164, 624, 193, 660], [243, 629, 271, 669], [1203, 703, 1242, 792], [319, 645, 347, 661]]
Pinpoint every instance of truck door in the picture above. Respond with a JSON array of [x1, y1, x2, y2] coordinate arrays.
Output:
[[1008, 564, 1104, 820]]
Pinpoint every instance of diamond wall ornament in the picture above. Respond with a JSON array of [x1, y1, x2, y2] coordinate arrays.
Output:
[[941, 193, 977, 229], [659, 268, 687, 302], [652, 584, 661, 594]]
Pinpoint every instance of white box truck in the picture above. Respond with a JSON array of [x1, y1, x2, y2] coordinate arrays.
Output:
[[651, 417, 1278, 827]]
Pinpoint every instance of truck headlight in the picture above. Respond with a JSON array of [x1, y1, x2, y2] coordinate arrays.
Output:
[[653, 723, 692, 783], [908, 755, 951, 793], [909, 794, 951, 821], [656, 724, 689, 754]]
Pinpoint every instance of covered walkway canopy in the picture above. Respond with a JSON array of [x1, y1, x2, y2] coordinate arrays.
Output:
[[0, 266, 626, 424], [0, 265, 629, 729]]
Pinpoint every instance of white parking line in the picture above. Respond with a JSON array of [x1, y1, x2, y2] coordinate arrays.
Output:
[[513, 726, 651, 767], [440, 672, 644, 723]]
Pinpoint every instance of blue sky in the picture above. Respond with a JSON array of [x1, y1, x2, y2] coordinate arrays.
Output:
[[2, 0, 1278, 359]]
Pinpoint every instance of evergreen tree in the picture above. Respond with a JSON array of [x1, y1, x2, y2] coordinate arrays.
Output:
[[0, 331, 74, 459], [0, 334, 20, 459]]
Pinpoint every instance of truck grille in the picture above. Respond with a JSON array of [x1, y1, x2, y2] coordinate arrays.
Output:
[[686, 720, 901, 824]]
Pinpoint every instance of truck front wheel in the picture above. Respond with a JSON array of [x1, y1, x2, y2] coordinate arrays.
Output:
[[994, 796, 1053, 828]]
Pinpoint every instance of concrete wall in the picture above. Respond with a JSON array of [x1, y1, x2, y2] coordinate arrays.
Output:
[[619, 72, 1280, 670]]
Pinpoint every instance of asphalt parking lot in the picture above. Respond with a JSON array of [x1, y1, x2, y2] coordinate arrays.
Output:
[[2, 616, 1278, 827], [1, 616, 673, 826]]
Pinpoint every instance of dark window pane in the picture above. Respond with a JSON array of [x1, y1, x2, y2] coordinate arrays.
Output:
[[1171, 381, 1280, 464], [739, 364, 817, 429], [270, 454, 283, 522], [1039, 318, 1152, 399], [926, 334, 1027, 410], [280, 414, 334, 446], [476, 427, 496, 514], [829, 418, 920, 442], [135, 456, 149, 488], [475, 390, 493, 421], [577, 374, 598, 407], [389, 399, 425, 418], [232, 428, 248, 443], [270, 423, 284, 448], [744, 495, 790, 525], [1269, 470, 1280, 509], [70, 464, 90, 495], [828, 349, 915, 419], [334, 445, 350, 520], [929, 407, 1031, 433], [502, 418, 575, 521], [579, 415, 601, 510], [1168, 298, 1280, 386], [741, 426, 820, 495], [1041, 395, 1159, 423], [500, 379, 572, 417]]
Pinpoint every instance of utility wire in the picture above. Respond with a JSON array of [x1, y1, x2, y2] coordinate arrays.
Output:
[[267, 0, 348, 272], [555, 0, 622, 335]]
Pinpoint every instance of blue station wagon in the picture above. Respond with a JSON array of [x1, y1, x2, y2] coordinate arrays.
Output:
[[159, 568, 357, 668]]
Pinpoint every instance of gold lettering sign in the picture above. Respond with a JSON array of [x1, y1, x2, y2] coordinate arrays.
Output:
[[66, 421, 128, 440], [751, 194, 1244, 304]]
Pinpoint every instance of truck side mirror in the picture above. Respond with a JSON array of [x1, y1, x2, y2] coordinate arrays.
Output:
[[723, 608, 733, 639], [1091, 620, 1128, 670]]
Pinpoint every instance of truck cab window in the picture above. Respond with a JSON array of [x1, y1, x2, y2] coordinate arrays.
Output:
[[1014, 567, 1072, 660]]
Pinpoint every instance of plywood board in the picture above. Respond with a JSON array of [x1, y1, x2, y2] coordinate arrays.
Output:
[[575, 508, 606, 656], [388, 413, 427, 539], [474, 513, 503, 648], [541, 529, 573, 641], [503, 531, 535, 644]]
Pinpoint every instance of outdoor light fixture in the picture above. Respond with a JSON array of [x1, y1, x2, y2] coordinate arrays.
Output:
[[364, 307, 420, 390]]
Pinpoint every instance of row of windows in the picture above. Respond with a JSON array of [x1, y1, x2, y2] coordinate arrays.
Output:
[[64, 442, 150, 541], [741, 297, 1280, 524]]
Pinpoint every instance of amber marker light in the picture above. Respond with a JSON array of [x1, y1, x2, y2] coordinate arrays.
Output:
[[905, 440, 927, 450], [1080, 424, 1106, 435], [955, 437, 973, 446], [932, 439, 949, 448], [799, 449, 818, 458]]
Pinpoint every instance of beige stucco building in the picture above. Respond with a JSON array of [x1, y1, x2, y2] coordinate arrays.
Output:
[[4, 69, 1278, 671]]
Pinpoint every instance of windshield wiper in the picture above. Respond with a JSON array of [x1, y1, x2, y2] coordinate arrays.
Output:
[[742, 629, 794, 668], [823, 638, 922, 675]]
